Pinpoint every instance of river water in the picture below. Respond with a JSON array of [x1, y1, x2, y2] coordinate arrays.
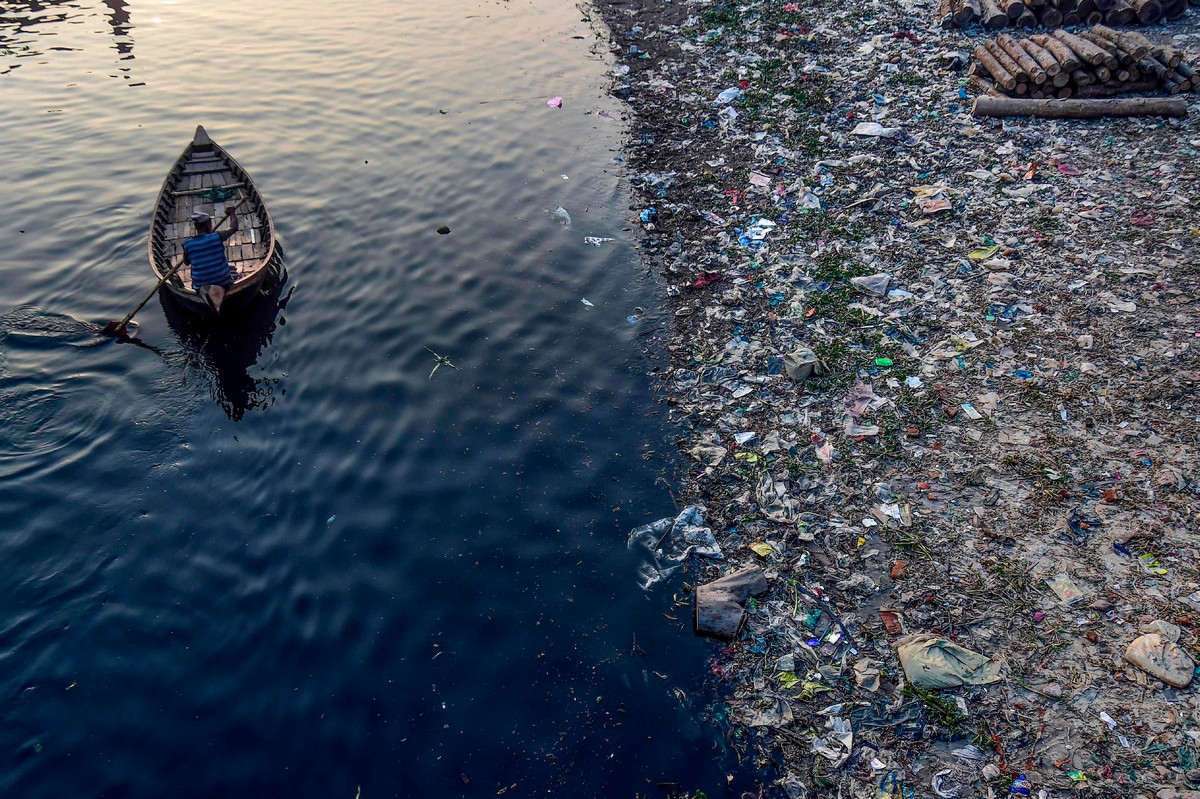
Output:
[[0, 1, 752, 796]]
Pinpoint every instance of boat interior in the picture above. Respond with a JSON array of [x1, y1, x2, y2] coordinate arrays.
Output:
[[157, 147, 269, 290]]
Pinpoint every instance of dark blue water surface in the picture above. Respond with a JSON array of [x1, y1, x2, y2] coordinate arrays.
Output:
[[0, 1, 751, 796]]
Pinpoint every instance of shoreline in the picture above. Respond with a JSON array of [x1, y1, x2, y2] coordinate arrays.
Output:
[[593, 0, 1200, 796]]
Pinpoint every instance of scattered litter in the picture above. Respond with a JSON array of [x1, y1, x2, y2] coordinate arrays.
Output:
[[810, 715, 853, 767], [583, 237, 614, 246], [931, 746, 986, 798], [596, 0, 1200, 793], [688, 444, 727, 466], [1138, 552, 1169, 576], [1007, 775, 1031, 796], [959, 402, 983, 420]]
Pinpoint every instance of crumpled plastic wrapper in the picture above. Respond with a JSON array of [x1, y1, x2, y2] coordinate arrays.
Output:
[[810, 715, 853, 767], [627, 505, 722, 590], [742, 695, 794, 728], [756, 473, 802, 525], [688, 443, 728, 466], [853, 657, 881, 692]]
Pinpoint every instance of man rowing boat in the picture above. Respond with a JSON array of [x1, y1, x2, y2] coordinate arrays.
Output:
[[182, 205, 240, 313]]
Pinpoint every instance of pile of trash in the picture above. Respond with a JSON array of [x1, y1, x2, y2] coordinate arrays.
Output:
[[597, 0, 1200, 795]]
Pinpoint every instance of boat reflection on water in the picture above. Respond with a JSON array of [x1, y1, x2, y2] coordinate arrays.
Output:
[[159, 262, 292, 421]]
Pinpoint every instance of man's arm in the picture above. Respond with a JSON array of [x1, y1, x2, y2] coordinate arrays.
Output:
[[217, 203, 241, 242]]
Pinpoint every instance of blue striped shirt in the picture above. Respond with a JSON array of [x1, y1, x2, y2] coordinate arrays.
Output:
[[182, 232, 233, 290]]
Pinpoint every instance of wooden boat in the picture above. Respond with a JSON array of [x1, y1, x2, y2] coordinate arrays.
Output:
[[148, 125, 277, 314]]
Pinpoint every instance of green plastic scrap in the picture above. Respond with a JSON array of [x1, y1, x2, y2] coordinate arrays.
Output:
[[968, 244, 999, 261], [778, 671, 801, 689], [797, 681, 832, 700], [201, 186, 239, 202], [1178, 745, 1199, 772]]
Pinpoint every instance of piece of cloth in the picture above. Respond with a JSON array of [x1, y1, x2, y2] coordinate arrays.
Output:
[[183, 232, 233, 290], [895, 633, 1002, 689]]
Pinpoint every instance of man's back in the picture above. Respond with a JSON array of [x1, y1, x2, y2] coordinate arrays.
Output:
[[183, 231, 231, 290]]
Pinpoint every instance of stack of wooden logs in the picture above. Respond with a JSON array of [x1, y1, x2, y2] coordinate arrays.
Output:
[[969, 26, 1198, 98], [940, 0, 1189, 29]]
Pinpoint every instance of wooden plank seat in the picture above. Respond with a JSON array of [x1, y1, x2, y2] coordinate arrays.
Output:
[[183, 162, 231, 175], [172, 182, 243, 197]]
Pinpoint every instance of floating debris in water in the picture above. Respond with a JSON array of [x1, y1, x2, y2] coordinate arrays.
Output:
[[423, 346, 458, 379]]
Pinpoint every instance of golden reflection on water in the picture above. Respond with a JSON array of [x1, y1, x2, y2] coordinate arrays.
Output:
[[2, 0, 134, 79]]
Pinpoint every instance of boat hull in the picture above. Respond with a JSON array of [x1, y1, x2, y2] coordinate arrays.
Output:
[[147, 125, 277, 318], [161, 259, 274, 316]]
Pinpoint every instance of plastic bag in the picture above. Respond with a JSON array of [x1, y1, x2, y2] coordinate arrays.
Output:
[[896, 633, 1002, 689], [1124, 624, 1194, 688], [628, 506, 723, 590]]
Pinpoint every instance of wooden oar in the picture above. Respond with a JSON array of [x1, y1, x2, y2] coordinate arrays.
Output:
[[103, 197, 250, 337]]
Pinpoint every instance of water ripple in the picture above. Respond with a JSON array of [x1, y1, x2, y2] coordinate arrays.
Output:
[[0, 1, 749, 797]]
